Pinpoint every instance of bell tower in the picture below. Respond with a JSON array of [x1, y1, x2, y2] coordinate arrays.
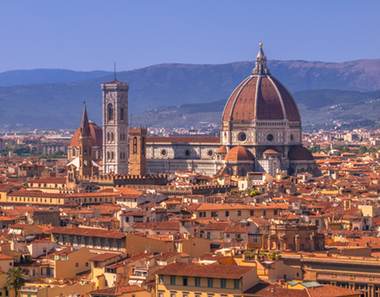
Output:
[[128, 127, 147, 176], [101, 79, 129, 174], [79, 103, 92, 177]]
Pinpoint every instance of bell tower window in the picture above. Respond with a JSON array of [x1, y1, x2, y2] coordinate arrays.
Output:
[[133, 137, 138, 154], [107, 103, 114, 122]]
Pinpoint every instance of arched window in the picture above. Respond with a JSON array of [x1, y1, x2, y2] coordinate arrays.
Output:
[[111, 132, 114, 142], [107, 103, 114, 122], [107, 132, 110, 142], [133, 137, 138, 154], [120, 107, 124, 121]]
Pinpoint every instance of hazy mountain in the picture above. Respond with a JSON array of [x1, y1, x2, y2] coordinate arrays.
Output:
[[0, 69, 109, 87], [134, 89, 380, 130], [0, 58, 380, 129]]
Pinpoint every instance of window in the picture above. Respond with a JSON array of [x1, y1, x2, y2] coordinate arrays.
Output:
[[225, 211, 229, 217], [158, 291, 164, 297], [266, 134, 274, 141], [161, 149, 167, 156], [120, 107, 125, 120], [238, 132, 247, 141], [159, 275, 164, 284], [220, 278, 227, 288], [290, 134, 294, 141], [170, 276, 176, 285], [75, 262, 79, 268], [237, 210, 242, 216], [194, 277, 201, 287], [207, 278, 213, 288], [183, 277, 188, 286], [207, 150, 213, 157], [107, 103, 114, 122], [211, 211, 218, 217], [170, 292, 176, 297], [233, 279, 240, 289], [133, 137, 138, 154], [185, 149, 190, 157]]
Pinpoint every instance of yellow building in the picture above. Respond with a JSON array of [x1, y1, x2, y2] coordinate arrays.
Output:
[[26, 177, 68, 193], [6, 190, 117, 206], [156, 263, 259, 297], [19, 280, 95, 297], [89, 285, 151, 297]]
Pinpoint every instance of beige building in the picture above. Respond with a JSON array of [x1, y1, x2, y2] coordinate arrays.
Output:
[[156, 263, 259, 297]]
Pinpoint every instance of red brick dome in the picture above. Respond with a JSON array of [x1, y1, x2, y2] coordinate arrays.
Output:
[[222, 43, 301, 123], [224, 146, 254, 162], [70, 121, 103, 147]]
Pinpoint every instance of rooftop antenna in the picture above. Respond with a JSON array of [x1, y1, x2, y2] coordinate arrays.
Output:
[[113, 62, 117, 81]]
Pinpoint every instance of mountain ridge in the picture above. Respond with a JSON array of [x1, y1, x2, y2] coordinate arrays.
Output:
[[0, 58, 380, 129]]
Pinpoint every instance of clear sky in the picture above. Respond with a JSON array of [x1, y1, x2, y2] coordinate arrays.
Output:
[[0, 0, 379, 72]]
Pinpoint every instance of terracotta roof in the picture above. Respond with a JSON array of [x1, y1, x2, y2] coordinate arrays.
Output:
[[156, 263, 253, 279], [90, 253, 122, 262], [28, 177, 66, 184], [146, 135, 219, 144], [0, 254, 13, 261], [307, 284, 359, 297], [70, 121, 102, 147], [90, 285, 145, 296], [51, 226, 126, 239], [225, 146, 254, 162], [246, 284, 307, 297], [194, 203, 288, 211], [133, 221, 180, 231], [263, 148, 280, 156], [8, 190, 119, 199]]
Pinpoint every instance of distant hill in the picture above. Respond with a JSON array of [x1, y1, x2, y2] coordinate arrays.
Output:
[[133, 89, 380, 130], [0, 69, 109, 87], [0, 58, 380, 129]]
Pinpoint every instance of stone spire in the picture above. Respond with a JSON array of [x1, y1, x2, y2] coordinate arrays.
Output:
[[253, 42, 270, 75], [80, 102, 90, 137]]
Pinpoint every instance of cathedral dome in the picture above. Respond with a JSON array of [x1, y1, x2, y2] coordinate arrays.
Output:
[[222, 43, 301, 123], [225, 146, 254, 162], [70, 121, 103, 147]]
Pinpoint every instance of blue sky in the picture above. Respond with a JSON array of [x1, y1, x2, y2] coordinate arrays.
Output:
[[0, 0, 379, 71]]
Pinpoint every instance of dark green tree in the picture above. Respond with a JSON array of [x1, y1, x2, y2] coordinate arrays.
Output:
[[6, 267, 26, 297]]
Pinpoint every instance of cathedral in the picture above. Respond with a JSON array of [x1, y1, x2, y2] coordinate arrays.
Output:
[[68, 43, 316, 179]]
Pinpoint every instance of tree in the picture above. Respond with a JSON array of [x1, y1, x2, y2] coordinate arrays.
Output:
[[6, 267, 26, 297]]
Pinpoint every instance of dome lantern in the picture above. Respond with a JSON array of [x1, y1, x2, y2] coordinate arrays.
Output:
[[253, 42, 270, 75]]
